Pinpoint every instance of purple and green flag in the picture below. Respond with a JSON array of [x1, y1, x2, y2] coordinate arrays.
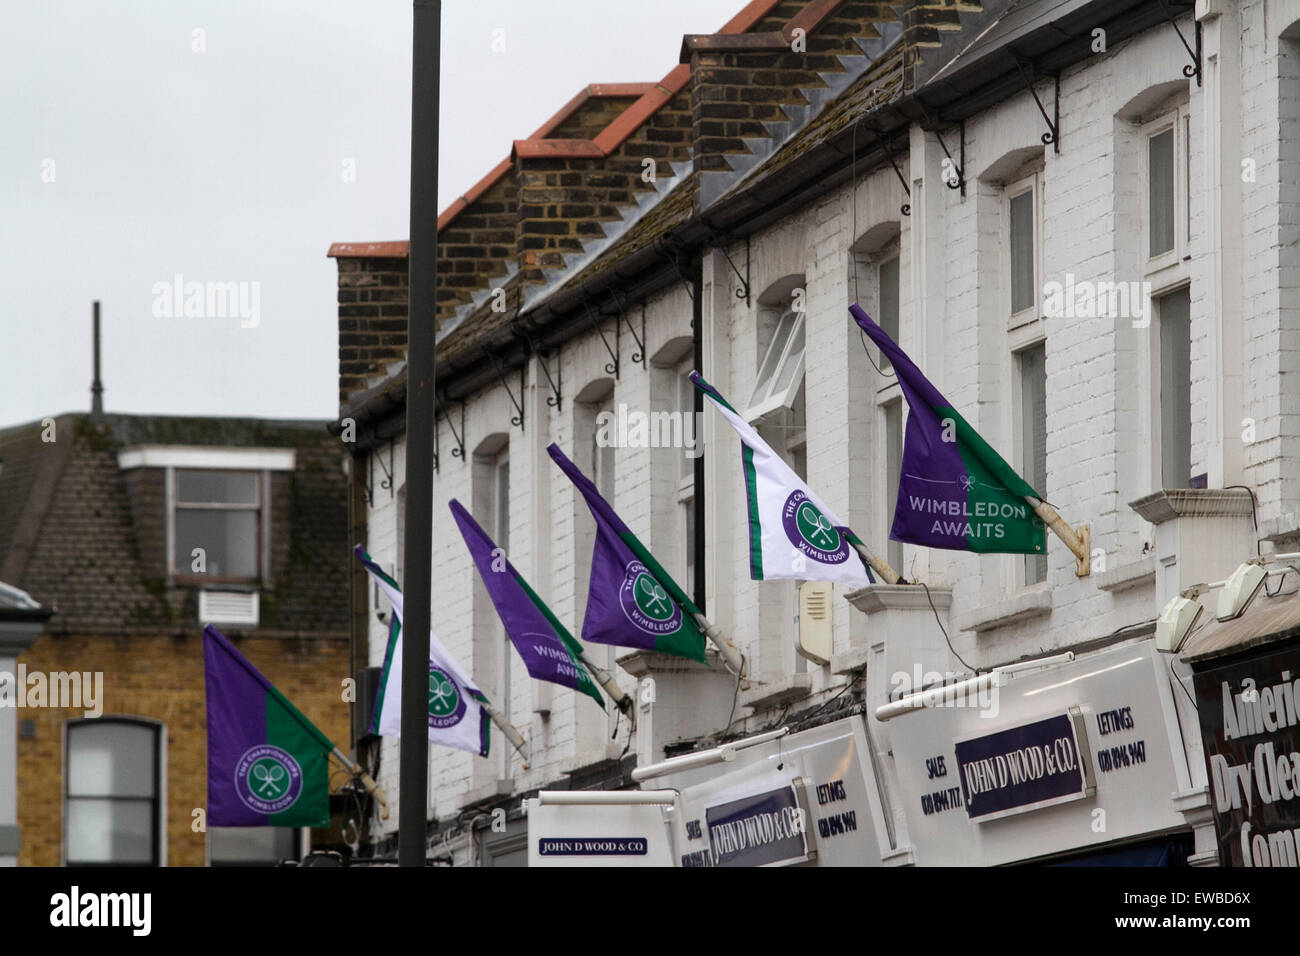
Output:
[[449, 499, 604, 709], [548, 443, 707, 663], [850, 302, 1046, 554], [203, 624, 333, 827]]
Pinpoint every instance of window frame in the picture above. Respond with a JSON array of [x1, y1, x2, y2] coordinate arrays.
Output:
[[1150, 281, 1194, 490], [1141, 105, 1191, 277], [168, 467, 265, 585], [1013, 339, 1049, 588], [746, 308, 807, 422], [63, 717, 164, 867], [1004, 172, 1043, 331]]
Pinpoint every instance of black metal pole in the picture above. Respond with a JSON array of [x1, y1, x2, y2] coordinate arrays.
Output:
[[91, 300, 103, 415], [691, 259, 705, 612], [400, 0, 440, 868]]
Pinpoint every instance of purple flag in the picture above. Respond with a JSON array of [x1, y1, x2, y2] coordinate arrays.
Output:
[[548, 443, 707, 662], [850, 303, 1046, 553], [449, 499, 604, 708], [204, 624, 334, 827]]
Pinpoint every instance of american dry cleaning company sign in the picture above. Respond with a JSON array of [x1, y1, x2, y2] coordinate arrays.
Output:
[[954, 712, 1092, 820], [1194, 643, 1300, 867]]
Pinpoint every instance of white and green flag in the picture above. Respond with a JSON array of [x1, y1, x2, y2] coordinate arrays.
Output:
[[691, 372, 875, 588], [356, 547, 490, 757]]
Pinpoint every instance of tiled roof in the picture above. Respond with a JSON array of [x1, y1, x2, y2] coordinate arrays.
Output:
[[0, 414, 349, 637]]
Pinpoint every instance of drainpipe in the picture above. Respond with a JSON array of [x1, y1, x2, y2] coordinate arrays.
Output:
[[691, 256, 706, 613]]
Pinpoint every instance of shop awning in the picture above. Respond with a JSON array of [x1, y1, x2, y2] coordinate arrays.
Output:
[[1180, 584, 1300, 665]]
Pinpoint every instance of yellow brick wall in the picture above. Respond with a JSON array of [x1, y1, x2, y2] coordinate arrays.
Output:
[[16, 631, 351, 867]]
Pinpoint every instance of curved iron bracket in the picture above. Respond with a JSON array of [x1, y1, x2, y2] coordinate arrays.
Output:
[[438, 397, 466, 461], [1157, 0, 1201, 85], [654, 236, 696, 305], [585, 300, 619, 379], [1010, 52, 1060, 153], [716, 236, 750, 304], [876, 129, 912, 216], [608, 288, 646, 369], [480, 344, 524, 431], [511, 316, 562, 411], [918, 104, 966, 194]]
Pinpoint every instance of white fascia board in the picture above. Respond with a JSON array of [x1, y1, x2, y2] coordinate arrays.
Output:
[[117, 445, 296, 471]]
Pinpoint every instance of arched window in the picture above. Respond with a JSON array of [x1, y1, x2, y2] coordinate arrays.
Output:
[[65, 717, 162, 866]]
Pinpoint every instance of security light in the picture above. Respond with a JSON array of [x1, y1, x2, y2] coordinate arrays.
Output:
[[1155, 594, 1203, 654], [1216, 562, 1267, 622]]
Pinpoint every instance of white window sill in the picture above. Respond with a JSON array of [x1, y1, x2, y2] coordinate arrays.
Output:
[[1094, 556, 1155, 593], [954, 587, 1052, 634]]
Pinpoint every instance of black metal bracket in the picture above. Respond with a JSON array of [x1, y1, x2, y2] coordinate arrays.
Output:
[[1157, 0, 1201, 85], [376, 440, 394, 493], [919, 104, 966, 195], [480, 345, 524, 431], [1010, 53, 1060, 153], [654, 236, 696, 306], [608, 288, 645, 369], [585, 299, 619, 378], [511, 316, 562, 411], [716, 236, 750, 304], [440, 399, 466, 461], [877, 129, 912, 216]]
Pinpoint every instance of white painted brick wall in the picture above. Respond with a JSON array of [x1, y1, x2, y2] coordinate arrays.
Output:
[[357, 4, 1300, 836]]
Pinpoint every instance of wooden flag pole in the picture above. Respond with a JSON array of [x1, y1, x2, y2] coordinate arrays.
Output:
[[850, 540, 904, 585], [690, 612, 747, 678], [481, 701, 530, 770], [330, 746, 390, 821], [1025, 496, 1091, 577], [575, 650, 636, 724]]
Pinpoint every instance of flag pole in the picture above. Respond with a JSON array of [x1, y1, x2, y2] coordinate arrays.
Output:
[[574, 650, 635, 723], [849, 539, 904, 585], [690, 613, 746, 677], [481, 702, 530, 769], [1025, 496, 1091, 576], [330, 746, 390, 821]]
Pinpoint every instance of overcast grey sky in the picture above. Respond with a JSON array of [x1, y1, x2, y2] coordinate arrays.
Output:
[[0, 0, 741, 427]]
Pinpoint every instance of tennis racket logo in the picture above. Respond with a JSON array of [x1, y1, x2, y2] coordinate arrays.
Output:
[[782, 490, 850, 565], [426, 665, 468, 729], [619, 560, 682, 635], [234, 744, 304, 815]]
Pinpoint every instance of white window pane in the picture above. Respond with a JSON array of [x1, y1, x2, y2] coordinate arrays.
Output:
[[1010, 190, 1036, 314], [749, 311, 797, 407], [175, 509, 257, 577], [67, 798, 154, 864], [496, 459, 510, 550], [879, 257, 900, 371], [211, 826, 295, 865], [1159, 288, 1192, 488], [1020, 345, 1047, 585], [1149, 129, 1175, 257], [771, 316, 806, 399], [177, 471, 258, 505], [68, 722, 156, 797], [885, 402, 903, 573]]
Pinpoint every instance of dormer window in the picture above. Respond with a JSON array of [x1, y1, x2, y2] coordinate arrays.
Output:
[[172, 470, 261, 580], [115, 446, 295, 608]]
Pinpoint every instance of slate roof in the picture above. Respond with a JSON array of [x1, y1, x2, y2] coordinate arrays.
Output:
[[0, 414, 349, 638]]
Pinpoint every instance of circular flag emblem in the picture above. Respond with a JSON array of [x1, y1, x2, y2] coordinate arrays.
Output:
[[234, 744, 304, 815], [619, 561, 682, 635], [782, 490, 850, 565], [427, 665, 467, 729]]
